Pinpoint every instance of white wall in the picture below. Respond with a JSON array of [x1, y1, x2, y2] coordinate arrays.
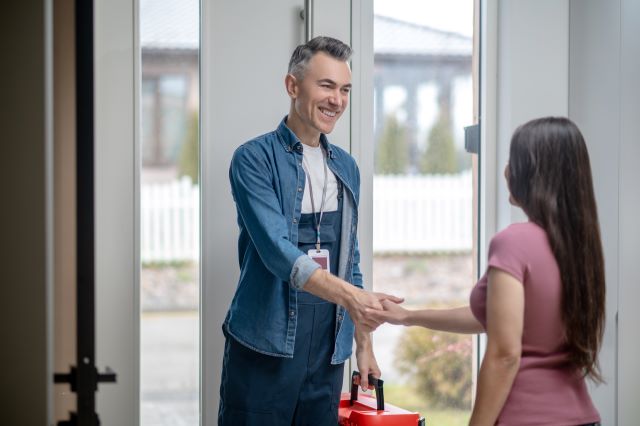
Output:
[[618, 0, 640, 421], [568, 1, 619, 422], [489, 0, 640, 423], [494, 0, 569, 229], [570, 0, 640, 422]]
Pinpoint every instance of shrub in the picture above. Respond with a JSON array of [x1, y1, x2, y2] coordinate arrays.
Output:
[[395, 326, 472, 410]]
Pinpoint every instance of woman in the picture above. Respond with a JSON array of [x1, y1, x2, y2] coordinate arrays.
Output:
[[369, 117, 604, 426]]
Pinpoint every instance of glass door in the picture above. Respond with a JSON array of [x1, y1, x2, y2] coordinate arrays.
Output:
[[371, 1, 478, 424], [139, 0, 201, 424]]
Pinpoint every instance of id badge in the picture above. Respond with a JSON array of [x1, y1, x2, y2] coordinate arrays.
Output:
[[308, 249, 330, 273]]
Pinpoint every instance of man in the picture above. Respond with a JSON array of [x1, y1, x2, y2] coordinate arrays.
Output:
[[218, 36, 401, 425]]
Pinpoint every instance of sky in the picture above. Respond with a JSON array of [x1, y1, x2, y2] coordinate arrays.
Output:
[[374, 0, 474, 37]]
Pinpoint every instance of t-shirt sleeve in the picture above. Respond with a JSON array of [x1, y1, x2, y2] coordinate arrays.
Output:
[[487, 227, 528, 283]]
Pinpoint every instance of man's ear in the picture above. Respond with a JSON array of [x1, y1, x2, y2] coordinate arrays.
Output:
[[285, 73, 298, 99]]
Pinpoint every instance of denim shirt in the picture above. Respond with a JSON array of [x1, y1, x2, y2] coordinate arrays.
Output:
[[223, 117, 362, 364]]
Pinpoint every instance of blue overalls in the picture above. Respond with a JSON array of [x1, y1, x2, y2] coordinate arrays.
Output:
[[218, 187, 345, 426]]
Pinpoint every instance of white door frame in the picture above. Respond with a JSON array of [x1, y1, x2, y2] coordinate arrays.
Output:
[[94, 0, 140, 423]]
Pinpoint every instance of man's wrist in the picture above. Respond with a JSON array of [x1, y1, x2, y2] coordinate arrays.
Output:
[[355, 327, 371, 350], [336, 277, 357, 308]]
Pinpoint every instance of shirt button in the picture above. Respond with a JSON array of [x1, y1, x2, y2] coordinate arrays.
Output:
[[298, 162, 303, 166], [337, 314, 344, 321], [297, 187, 302, 192], [293, 218, 297, 223], [290, 310, 296, 317]]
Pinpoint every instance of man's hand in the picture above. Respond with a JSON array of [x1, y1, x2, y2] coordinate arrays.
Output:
[[345, 289, 404, 332], [355, 331, 381, 392], [302, 269, 404, 332], [345, 288, 383, 332]]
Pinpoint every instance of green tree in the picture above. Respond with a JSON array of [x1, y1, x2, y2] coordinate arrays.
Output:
[[420, 111, 457, 174], [375, 114, 409, 175], [395, 326, 472, 410], [178, 110, 199, 184]]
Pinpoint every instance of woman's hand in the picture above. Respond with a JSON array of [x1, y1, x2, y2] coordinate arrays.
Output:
[[366, 299, 411, 326]]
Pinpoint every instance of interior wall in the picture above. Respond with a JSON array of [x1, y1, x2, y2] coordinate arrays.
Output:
[[570, 0, 640, 422], [568, 1, 619, 423], [0, 2, 52, 425], [618, 0, 640, 422], [53, 0, 77, 420], [495, 0, 569, 229], [492, 0, 640, 423]]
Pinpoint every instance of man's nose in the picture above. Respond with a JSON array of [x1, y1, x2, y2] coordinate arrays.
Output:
[[328, 90, 344, 107]]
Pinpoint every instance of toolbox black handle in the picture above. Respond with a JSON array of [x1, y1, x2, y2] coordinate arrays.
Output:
[[350, 370, 384, 411]]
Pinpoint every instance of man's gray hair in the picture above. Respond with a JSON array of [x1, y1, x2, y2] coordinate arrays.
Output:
[[288, 36, 352, 79]]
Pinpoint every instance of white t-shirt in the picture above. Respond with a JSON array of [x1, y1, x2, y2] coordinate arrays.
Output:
[[301, 144, 339, 213]]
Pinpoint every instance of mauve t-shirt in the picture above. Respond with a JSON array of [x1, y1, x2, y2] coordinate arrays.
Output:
[[470, 222, 600, 426]]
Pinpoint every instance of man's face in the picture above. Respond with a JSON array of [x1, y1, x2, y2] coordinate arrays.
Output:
[[288, 52, 352, 135]]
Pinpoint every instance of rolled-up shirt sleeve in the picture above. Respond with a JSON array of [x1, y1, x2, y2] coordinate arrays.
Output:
[[290, 254, 321, 290], [229, 144, 319, 289]]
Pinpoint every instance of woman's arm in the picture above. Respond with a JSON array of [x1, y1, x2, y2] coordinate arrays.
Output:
[[368, 301, 484, 334], [469, 268, 524, 426]]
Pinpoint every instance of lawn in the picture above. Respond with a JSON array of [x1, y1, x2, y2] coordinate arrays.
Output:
[[383, 383, 471, 426]]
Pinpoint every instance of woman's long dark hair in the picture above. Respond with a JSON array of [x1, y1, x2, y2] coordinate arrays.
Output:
[[507, 117, 605, 382]]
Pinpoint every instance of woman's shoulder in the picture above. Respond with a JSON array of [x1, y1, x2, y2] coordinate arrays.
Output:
[[490, 221, 548, 253], [496, 221, 545, 239]]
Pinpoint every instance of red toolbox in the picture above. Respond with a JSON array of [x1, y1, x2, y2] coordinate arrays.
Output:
[[338, 371, 426, 426]]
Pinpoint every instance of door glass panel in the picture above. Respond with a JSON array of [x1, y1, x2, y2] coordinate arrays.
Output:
[[139, 0, 200, 424], [372, 1, 477, 424]]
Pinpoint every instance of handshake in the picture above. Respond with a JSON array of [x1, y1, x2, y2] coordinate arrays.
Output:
[[344, 286, 407, 333], [303, 268, 408, 333]]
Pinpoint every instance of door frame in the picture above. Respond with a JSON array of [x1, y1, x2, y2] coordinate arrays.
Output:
[[93, 0, 140, 423]]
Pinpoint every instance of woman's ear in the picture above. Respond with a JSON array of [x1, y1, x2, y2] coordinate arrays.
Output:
[[285, 74, 298, 99]]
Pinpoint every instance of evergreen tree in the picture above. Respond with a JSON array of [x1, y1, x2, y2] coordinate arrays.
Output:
[[375, 114, 409, 175], [178, 111, 199, 184], [420, 111, 457, 174]]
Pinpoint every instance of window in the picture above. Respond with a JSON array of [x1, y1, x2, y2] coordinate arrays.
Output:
[[139, 0, 200, 424], [372, 1, 477, 424]]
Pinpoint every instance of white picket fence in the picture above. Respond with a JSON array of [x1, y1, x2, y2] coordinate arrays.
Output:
[[140, 172, 472, 262], [141, 176, 200, 263], [373, 171, 473, 253]]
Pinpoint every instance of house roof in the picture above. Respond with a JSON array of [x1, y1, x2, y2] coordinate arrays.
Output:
[[140, 0, 471, 59], [140, 0, 198, 51], [374, 15, 471, 58]]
